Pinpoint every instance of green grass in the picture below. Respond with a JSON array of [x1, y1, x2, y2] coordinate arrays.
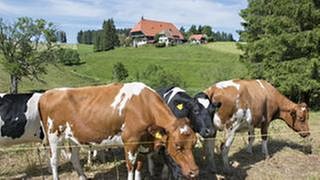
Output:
[[67, 42, 247, 93], [0, 42, 246, 93]]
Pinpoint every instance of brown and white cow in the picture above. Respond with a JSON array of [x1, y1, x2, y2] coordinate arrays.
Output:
[[38, 82, 199, 180], [205, 79, 310, 172]]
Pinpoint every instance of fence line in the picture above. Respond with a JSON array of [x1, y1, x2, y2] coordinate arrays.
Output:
[[0, 130, 316, 152]]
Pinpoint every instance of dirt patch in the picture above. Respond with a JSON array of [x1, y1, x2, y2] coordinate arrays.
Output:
[[245, 147, 320, 180]]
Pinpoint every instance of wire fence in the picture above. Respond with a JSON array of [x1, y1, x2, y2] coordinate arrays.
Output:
[[0, 130, 316, 153]]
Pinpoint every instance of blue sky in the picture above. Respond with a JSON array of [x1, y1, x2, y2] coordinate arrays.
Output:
[[0, 0, 247, 43]]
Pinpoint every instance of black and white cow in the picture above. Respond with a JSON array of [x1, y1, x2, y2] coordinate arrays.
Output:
[[0, 93, 43, 145], [148, 87, 217, 179]]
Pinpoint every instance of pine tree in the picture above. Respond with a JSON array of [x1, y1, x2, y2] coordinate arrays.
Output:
[[239, 0, 320, 107], [102, 19, 119, 51]]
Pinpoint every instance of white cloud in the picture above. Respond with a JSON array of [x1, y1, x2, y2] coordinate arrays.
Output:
[[0, 0, 247, 42], [45, 0, 106, 18], [0, 1, 23, 14]]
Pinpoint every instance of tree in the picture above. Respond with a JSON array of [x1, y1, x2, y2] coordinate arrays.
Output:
[[0, 17, 57, 93], [102, 19, 119, 51], [56, 48, 81, 66], [179, 26, 187, 39], [77, 30, 83, 43], [56, 30, 67, 43], [112, 62, 128, 81], [202, 25, 213, 37], [139, 64, 185, 89], [187, 25, 198, 39], [239, 0, 320, 108]]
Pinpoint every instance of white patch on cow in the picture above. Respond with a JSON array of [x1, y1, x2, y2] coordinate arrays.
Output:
[[262, 140, 269, 156], [111, 82, 147, 115], [179, 125, 189, 134], [65, 122, 80, 145], [213, 113, 223, 130], [164, 87, 186, 104], [54, 87, 70, 91], [128, 151, 138, 165], [216, 80, 240, 90], [197, 98, 210, 108], [121, 123, 126, 131], [128, 170, 134, 180], [48, 118, 54, 131], [0, 93, 5, 98], [302, 107, 306, 112], [48, 129, 62, 180], [246, 109, 252, 124], [257, 80, 265, 89], [135, 170, 141, 180]]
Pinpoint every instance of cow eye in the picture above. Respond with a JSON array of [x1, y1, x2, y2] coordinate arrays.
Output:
[[193, 109, 200, 115]]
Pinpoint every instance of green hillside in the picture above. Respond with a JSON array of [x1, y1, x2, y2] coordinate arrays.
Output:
[[68, 42, 247, 92], [0, 42, 247, 93]]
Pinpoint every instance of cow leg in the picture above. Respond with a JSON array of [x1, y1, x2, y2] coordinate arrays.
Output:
[[148, 150, 165, 179], [246, 125, 255, 154], [70, 144, 87, 180], [222, 119, 242, 173], [124, 139, 140, 180], [125, 149, 139, 180], [205, 137, 216, 173], [134, 158, 143, 180], [48, 132, 61, 180], [261, 123, 269, 158]]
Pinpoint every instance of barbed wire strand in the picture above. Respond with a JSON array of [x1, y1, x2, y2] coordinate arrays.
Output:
[[0, 129, 317, 152]]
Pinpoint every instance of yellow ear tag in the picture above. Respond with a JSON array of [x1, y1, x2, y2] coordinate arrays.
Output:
[[176, 103, 184, 110], [155, 132, 163, 139]]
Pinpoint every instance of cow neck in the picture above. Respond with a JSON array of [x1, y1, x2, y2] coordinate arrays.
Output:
[[277, 94, 296, 123], [153, 106, 177, 132]]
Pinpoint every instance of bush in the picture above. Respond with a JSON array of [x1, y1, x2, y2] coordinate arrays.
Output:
[[138, 64, 185, 89], [155, 42, 166, 48], [57, 48, 81, 66], [112, 62, 129, 82]]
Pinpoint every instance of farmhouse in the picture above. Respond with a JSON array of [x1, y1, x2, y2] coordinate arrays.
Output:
[[189, 34, 207, 44], [130, 17, 184, 47]]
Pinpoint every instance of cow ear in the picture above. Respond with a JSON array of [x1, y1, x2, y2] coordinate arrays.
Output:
[[148, 125, 168, 150]]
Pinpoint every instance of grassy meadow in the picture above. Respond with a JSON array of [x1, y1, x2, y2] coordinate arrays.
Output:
[[0, 42, 247, 93]]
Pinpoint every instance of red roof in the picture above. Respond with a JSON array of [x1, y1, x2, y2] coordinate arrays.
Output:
[[130, 18, 184, 40], [189, 34, 206, 40]]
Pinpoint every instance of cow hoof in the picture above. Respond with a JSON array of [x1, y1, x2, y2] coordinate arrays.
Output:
[[265, 155, 270, 160]]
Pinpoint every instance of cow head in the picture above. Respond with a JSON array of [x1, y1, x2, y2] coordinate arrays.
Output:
[[286, 103, 310, 137], [149, 120, 199, 179], [190, 92, 219, 137]]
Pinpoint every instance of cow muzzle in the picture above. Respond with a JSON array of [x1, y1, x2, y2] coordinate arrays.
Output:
[[200, 127, 215, 138], [299, 131, 310, 138], [186, 168, 199, 179]]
